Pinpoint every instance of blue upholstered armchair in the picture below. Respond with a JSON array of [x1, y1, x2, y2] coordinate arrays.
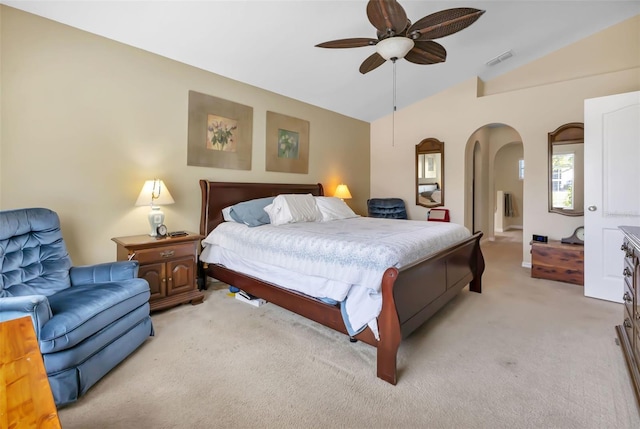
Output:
[[0, 208, 153, 407], [367, 198, 408, 219]]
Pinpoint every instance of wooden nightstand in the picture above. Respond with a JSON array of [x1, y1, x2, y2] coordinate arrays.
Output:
[[112, 232, 205, 311]]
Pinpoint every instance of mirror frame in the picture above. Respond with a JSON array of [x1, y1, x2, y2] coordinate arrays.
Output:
[[548, 122, 584, 216], [416, 137, 444, 208]]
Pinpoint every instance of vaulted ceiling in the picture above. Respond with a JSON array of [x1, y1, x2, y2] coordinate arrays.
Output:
[[4, 1, 639, 122]]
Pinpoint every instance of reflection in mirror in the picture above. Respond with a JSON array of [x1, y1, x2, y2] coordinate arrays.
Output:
[[548, 123, 584, 216], [416, 138, 444, 208]]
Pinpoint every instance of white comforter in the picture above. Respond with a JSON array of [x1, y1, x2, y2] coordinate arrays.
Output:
[[201, 217, 471, 338]]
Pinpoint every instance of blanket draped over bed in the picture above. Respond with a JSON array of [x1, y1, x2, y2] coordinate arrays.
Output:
[[198, 180, 485, 385], [201, 218, 471, 338]]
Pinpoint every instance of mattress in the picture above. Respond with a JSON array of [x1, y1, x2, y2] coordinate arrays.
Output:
[[201, 217, 470, 339]]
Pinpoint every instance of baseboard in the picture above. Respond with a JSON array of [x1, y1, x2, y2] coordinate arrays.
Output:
[[496, 225, 523, 232], [522, 261, 532, 268]]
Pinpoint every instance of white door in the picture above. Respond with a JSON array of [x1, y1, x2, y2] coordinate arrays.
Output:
[[584, 91, 640, 302]]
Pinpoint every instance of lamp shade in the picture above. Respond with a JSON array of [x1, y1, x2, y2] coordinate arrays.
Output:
[[333, 184, 352, 200], [375, 37, 414, 61], [135, 179, 175, 206]]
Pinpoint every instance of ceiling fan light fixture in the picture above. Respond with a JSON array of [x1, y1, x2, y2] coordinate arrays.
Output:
[[375, 37, 414, 61]]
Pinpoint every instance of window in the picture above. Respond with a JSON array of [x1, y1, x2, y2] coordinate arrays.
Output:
[[551, 152, 574, 209], [518, 159, 525, 180]]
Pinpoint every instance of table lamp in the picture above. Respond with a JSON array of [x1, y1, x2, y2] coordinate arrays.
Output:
[[135, 179, 175, 236], [333, 184, 352, 200]]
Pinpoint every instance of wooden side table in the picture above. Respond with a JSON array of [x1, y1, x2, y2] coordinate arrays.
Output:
[[0, 316, 61, 429], [112, 232, 205, 311]]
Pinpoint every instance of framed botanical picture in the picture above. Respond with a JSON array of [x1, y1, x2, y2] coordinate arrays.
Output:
[[266, 111, 309, 174], [187, 90, 253, 170]]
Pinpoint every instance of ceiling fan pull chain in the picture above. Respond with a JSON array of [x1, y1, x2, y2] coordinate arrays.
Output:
[[392, 58, 396, 147]]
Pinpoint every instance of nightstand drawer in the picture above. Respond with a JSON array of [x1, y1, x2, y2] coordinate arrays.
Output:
[[134, 242, 195, 264]]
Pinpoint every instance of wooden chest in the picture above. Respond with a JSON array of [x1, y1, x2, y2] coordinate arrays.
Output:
[[531, 240, 584, 285]]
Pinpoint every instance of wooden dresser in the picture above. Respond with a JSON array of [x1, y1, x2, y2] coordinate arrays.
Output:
[[112, 232, 205, 312], [617, 226, 640, 407], [531, 240, 584, 285]]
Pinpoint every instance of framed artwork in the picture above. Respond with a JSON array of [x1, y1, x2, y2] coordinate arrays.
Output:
[[187, 90, 253, 170], [266, 111, 309, 174]]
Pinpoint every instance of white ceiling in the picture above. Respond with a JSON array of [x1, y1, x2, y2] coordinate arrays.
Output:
[[3, 1, 639, 122]]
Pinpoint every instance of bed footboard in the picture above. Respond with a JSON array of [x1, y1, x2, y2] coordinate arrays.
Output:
[[376, 232, 484, 384]]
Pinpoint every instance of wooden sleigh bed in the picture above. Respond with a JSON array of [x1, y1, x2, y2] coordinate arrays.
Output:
[[198, 180, 485, 385]]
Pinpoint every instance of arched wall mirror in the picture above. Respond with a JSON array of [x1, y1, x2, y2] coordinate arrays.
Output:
[[548, 122, 584, 216], [416, 138, 444, 208]]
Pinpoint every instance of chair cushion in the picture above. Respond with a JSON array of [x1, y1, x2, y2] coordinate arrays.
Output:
[[39, 278, 150, 354], [43, 304, 151, 374], [0, 208, 72, 297]]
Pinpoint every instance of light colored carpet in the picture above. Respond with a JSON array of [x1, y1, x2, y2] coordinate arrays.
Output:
[[58, 236, 640, 428]]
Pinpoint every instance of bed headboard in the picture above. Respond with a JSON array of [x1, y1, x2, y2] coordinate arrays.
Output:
[[199, 180, 324, 236]]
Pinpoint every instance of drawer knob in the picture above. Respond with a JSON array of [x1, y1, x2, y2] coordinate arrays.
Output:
[[623, 292, 632, 303], [160, 250, 175, 258], [624, 318, 632, 328]]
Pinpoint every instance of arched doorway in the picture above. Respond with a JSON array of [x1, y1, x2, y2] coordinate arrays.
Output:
[[464, 124, 524, 242]]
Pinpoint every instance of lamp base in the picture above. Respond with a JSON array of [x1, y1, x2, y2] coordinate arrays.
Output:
[[148, 206, 165, 236]]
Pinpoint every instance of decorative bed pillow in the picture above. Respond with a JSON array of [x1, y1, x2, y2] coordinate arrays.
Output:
[[228, 197, 275, 227], [264, 194, 322, 226], [315, 197, 358, 221], [221, 206, 237, 222]]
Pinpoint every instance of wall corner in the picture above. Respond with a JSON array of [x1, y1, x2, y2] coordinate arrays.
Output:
[[476, 77, 485, 98]]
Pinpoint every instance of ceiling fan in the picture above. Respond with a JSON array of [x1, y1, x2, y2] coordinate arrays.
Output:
[[315, 0, 485, 74]]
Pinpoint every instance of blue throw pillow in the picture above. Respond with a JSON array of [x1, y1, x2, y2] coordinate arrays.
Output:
[[229, 197, 275, 227]]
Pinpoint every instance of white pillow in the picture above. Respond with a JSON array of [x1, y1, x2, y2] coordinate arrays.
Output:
[[264, 194, 322, 226], [315, 197, 358, 221]]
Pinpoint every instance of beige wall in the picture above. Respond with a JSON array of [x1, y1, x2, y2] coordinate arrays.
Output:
[[371, 15, 640, 265], [0, 7, 370, 265]]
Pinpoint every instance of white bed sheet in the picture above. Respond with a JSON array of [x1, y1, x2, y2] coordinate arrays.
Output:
[[201, 217, 471, 339]]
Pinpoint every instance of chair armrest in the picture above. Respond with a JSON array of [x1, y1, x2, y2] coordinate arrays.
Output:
[[70, 260, 140, 285], [0, 295, 52, 337]]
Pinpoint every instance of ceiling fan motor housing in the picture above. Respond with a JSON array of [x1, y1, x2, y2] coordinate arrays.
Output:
[[376, 37, 415, 60]]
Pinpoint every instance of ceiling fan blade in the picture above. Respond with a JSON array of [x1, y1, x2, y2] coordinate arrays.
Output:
[[316, 38, 378, 49], [367, 0, 408, 37], [407, 8, 485, 41], [359, 52, 387, 74], [404, 41, 447, 65]]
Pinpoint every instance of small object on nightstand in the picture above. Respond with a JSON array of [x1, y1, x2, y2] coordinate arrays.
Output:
[[561, 226, 585, 245], [156, 224, 168, 238], [169, 231, 188, 237], [532, 234, 548, 243]]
